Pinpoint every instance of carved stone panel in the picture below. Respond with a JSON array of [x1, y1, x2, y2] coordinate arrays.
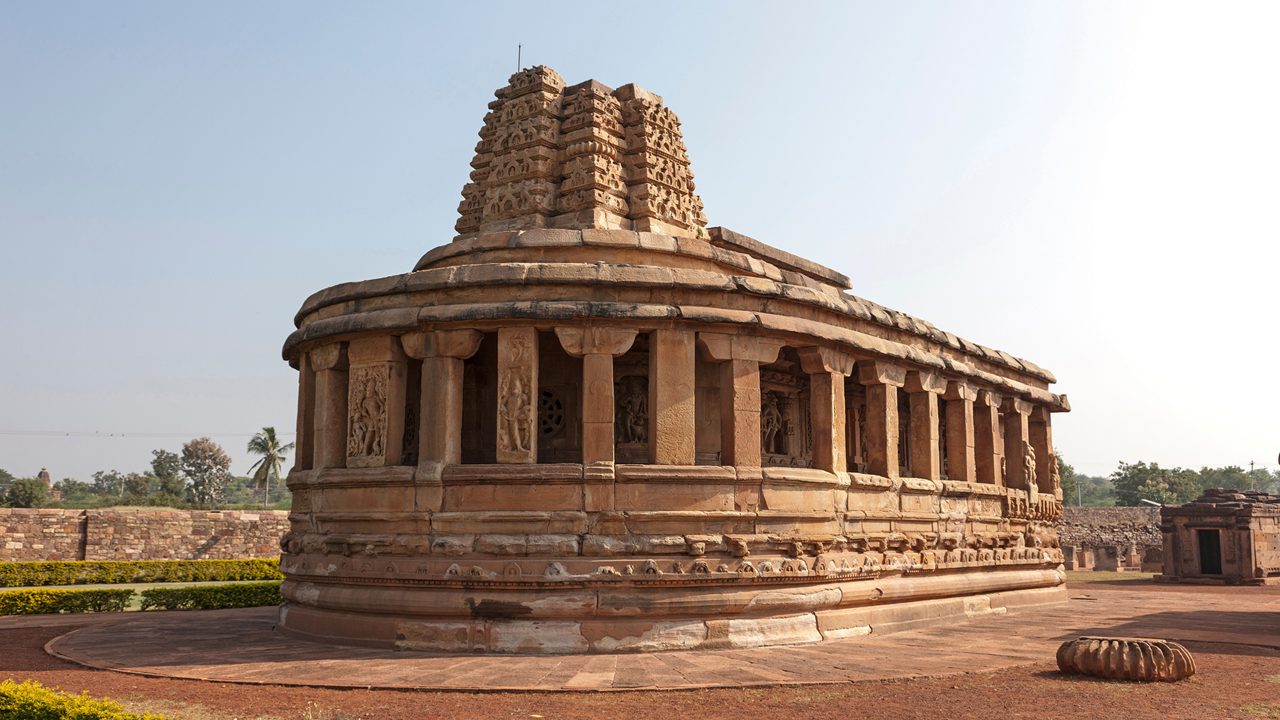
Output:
[[497, 327, 538, 464], [347, 365, 390, 467]]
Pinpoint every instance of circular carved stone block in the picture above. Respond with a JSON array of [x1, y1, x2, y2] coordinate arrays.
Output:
[[1056, 636, 1195, 682]]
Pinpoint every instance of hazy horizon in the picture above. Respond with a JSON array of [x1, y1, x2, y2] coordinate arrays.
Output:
[[3, 1, 1277, 483]]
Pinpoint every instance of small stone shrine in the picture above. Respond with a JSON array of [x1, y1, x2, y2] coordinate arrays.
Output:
[[1159, 488, 1280, 584], [277, 66, 1071, 653]]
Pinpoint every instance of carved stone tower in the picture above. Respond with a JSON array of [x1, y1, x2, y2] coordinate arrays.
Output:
[[456, 66, 707, 236]]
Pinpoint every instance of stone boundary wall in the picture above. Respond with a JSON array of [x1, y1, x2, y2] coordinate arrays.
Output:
[[1060, 507, 1162, 550], [0, 508, 290, 562]]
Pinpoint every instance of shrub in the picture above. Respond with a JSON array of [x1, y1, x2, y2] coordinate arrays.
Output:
[[0, 588, 134, 616], [0, 678, 166, 719], [139, 581, 281, 611], [0, 559, 283, 588]]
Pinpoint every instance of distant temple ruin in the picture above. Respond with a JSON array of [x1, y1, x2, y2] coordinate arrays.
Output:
[[1159, 488, 1280, 584], [277, 66, 1071, 653]]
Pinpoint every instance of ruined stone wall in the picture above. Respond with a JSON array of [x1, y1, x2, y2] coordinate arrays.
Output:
[[0, 508, 289, 562], [1060, 507, 1162, 550]]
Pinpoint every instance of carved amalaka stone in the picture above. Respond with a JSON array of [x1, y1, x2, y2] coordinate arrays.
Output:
[[1057, 637, 1196, 682], [278, 65, 1070, 655]]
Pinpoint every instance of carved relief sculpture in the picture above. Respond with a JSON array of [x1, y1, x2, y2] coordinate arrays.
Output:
[[346, 367, 388, 462], [615, 375, 648, 444]]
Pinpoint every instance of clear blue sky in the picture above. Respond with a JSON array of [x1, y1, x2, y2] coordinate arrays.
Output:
[[2, 1, 1277, 481]]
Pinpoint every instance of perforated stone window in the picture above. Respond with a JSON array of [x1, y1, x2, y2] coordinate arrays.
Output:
[[539, 388, 565, 438]]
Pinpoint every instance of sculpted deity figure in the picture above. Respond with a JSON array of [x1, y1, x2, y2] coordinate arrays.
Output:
[[761, 392, 784, 455], [348, 369, 386, 459], [1023, 441, 1037, 489], [615, 376, 648, 444], [499, 375, 531, 453]]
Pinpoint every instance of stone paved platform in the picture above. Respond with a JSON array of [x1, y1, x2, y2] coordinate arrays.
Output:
[[39, 584, 1280, 692]]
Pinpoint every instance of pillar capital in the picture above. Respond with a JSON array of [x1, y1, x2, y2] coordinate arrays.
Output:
[[976, 389, 1003, 408], [554, 327, 637, 358], [797, 346, 855, 376], [1031, 404, 1052, 422], [402, 329, 483, 360], [697, 332, 784, 364], [347, 335, 406, 365], [856, 361, 906, 388], [1002, 396, 1033, 417], [944, 380, 978, 402], [904, 370, 946, 395], [309, 343, 348, 372]]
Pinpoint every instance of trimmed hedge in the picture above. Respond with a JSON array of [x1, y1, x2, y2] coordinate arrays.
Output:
[[0, 679, 166, 719], [0, 588, 134, 615], [0, 559, 283, 588], [138, 581, 282, 611]]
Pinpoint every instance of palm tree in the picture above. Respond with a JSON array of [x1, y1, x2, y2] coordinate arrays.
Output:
[[247, 427, 294, 507]]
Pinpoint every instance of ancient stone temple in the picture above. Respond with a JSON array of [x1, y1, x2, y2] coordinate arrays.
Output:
[[278, 66, 1071, 653], [1159, 489, 1280, 584]]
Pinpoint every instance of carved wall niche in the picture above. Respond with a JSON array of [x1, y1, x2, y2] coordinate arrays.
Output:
[[759, 349, 812, 468], [897, 391, 912, 477], [347, 365, 391, 467], [613, 334, 649, 464], [694, 352, 722, 466], [536, 331, 581, 464], [401, 359, 421, 466], [845, 379, 868, 473], [461, 333, 498, 464], [497, 328, 538, 463], [938, 397, 949, 481]]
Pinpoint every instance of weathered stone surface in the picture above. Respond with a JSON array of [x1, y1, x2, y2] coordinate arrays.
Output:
[[275, 65, 1070, 654], [0, 508, 289, 561], [1056, 637, 1196, 682]]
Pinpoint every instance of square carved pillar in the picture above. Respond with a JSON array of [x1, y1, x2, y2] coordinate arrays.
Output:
[[402, 330, 483, 479], [1002, 397, 1033, 490], [974, 390, 1003, 485], [293, 354, 315, 471], [699, 333, 785, 477], [649, 329, 697, 465], [555, 327, 638, 478], [497, 327, 539, 464], [857, 361, 907, 478], [798, 347, 855, 474], [309, 343, 348, 470], [943, 381, 977, 483], [1030, 405, 1055, 494], [904, 371, 946, 481], [345, 336, 408, 468]]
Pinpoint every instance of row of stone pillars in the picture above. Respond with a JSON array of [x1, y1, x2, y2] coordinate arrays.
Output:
[[293, 328, 1055, 493]]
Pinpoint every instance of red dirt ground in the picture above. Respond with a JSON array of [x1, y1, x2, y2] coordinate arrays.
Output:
[[4, 580, 1280, 720]]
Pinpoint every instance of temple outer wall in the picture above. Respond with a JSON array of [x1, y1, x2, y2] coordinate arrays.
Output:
[[0, 508, 289, 562]]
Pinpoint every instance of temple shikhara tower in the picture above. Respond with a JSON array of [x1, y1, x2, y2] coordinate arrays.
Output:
[[278, 66, 1071, 653]]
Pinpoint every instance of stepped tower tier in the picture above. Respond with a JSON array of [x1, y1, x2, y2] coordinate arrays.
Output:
[[278, 67, 1070, 653]]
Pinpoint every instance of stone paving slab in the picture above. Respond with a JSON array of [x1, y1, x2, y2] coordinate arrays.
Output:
[[42, 585, 1280, 692]]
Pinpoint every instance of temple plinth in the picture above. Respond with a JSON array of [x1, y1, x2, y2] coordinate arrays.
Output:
[[277, 66, 1071, 653]]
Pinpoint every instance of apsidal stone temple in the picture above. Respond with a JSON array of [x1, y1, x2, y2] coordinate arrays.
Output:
[[277, 66, 1071, 653]]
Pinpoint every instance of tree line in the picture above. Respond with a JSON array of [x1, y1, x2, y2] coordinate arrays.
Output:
[[0, 428, 293, 510], [1058, 454, 1279, 507]]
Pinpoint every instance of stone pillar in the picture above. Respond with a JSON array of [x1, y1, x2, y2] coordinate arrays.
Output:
[[798, 347, 855, 474], [401, 330, 484, 476], [345, 336, 408, 468], [974, 390, 1003, 485], [293, 354, 315, 471], [1030, 406, 1055, 493], [1002, 397, 1033, 490], [904, 371, 946, 481], [497, 327, 539, 464], [554, 327, 638, 472], [309, 342, 349, 470], [943, 381, 977, 483], [857, 361, 906, 478], [699, 333, 785, 476], [649, 329, 697, 465]]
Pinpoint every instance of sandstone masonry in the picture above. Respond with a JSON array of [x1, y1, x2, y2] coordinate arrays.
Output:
[[0, 508, 289, 562]]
